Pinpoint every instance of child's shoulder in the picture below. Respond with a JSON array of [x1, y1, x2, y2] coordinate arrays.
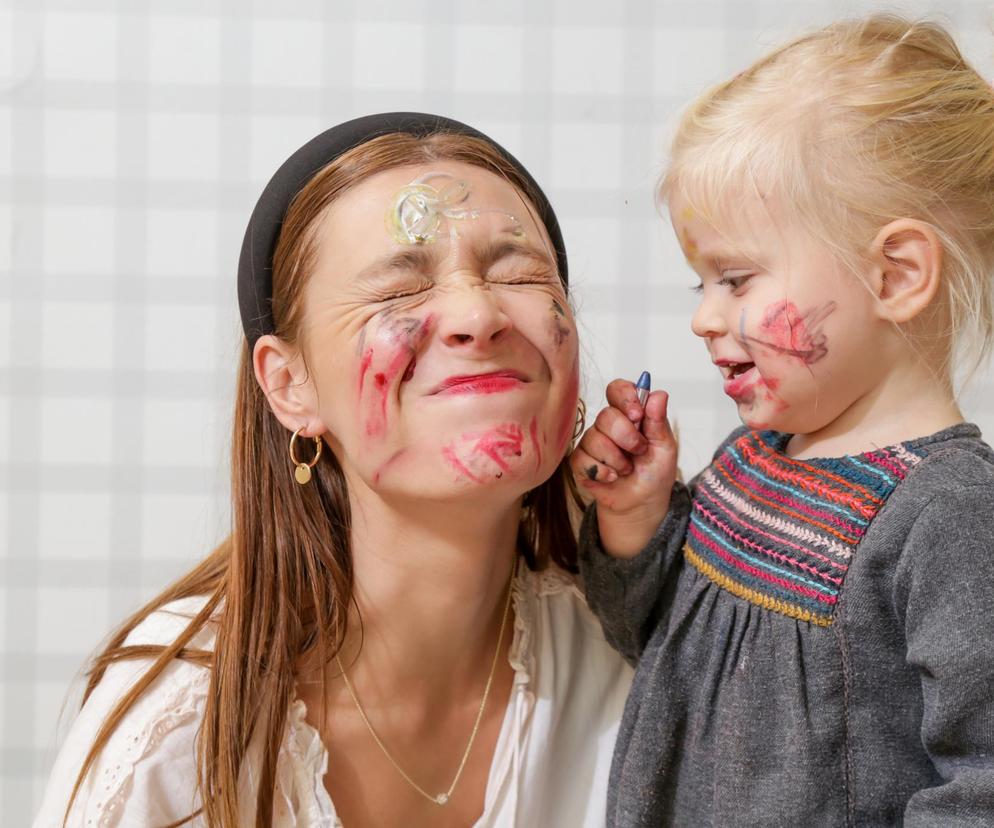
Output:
[[896, 422, 994, 500]]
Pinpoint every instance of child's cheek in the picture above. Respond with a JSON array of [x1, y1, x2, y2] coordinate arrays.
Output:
[[740, 300, 837, 365]]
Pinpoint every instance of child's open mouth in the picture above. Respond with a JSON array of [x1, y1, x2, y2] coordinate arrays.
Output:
[[717, 360, 755, 380], [721, 362, 758, 398]]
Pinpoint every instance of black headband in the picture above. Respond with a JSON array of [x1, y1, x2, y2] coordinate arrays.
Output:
[[237, 111, 568, 348]]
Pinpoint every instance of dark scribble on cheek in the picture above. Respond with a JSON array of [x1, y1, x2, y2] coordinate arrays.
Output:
[[549, 299, 572, 348]]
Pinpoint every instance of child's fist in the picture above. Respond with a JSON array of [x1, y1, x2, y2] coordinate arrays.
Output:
[[571, 380, 679, 558]]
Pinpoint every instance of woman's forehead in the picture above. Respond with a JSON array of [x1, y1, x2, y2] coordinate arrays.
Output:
[[314, 160, 552, 275], [328, 161, 541, 234]]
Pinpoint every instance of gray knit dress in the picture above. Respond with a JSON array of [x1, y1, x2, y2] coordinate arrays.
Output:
[[579, 423, 994, 827]]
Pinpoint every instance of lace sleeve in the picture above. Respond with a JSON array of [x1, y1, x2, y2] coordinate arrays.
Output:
[[34, 601, 214, 828]]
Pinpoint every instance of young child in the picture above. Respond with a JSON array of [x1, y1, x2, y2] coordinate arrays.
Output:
[[572, 15, 994, 827]]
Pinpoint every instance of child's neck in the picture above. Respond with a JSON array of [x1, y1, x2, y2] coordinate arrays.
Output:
[[785, 358, 964, 460]]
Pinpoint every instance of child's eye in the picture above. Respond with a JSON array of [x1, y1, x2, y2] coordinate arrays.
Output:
[[689, 282, 704, 294], [717, 272, 753, 292]]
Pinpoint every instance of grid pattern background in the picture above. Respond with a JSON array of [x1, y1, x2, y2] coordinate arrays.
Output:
[[4, 0, 994, 821]]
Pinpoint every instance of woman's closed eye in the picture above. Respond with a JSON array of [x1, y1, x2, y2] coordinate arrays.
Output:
[[487, 263, 559, 287], [367, 278, 434, 303]]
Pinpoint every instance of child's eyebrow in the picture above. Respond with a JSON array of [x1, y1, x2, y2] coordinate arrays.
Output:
[[710, 255, 759, 272]]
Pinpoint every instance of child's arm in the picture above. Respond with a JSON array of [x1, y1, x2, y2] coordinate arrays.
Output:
[[898, 481, 994, 824], [571, 380, 687, 662]]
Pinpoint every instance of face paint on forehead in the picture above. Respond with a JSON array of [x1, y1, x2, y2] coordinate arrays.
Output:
[[386, 172, 526, 246]]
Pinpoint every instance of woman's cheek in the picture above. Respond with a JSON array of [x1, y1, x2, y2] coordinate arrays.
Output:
[[547, 298, 574, 351], [355, 313, 435, 439], [554, 360, 581, 457]]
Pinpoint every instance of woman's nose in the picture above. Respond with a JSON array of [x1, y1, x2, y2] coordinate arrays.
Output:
[[690, 292, 729, 340], [436, 284, 513, 350]]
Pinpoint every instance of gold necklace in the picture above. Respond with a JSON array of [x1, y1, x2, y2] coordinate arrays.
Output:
[[335, 568, 515, 807]]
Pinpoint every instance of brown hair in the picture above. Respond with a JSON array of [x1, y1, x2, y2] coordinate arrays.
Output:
[[662, 14, 994, 382], [65, 132, 582, 827]]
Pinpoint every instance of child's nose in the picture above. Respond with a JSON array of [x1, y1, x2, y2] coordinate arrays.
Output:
[[690, 293, 729, 339], [436, 282, 513, 350]]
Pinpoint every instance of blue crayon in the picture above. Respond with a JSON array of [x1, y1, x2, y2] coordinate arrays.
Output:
[[636, 370, 651, 408]]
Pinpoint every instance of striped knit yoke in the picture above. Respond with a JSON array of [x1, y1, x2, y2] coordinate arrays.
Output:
[[684, 430, 925, 626]]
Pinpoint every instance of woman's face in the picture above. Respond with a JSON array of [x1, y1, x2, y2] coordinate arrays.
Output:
[[299, 161, 579, 503]]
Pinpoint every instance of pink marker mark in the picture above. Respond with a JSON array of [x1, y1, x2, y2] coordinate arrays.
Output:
[[473, 424, 524, 472], [361, 314, 436, 438], [529, 417, 542, 470], [372, 450, 406, 485], [358, 348, 374, 395], [443, 445, 484, 483], [743, 300, 836, 364], [443, 422, 531, 484]]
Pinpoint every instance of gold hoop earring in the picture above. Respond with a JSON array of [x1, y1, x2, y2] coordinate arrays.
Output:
[[289, 428, 323, 484], [571, 399, 587, 449]]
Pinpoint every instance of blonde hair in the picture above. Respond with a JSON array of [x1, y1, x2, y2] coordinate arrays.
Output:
[[661, 13, 994, 380]]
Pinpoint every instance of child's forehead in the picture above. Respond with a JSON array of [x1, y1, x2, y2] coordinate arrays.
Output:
[[669, 192, 778, 262]]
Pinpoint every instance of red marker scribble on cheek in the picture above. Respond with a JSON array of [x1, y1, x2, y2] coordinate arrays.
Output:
[[360, 314, 436, 438], [358, 349, 374, 395], [473, 424, 523, 473], [442, 446, 484, 484], [742, 300, 836, 364], [529, 416, 541, 470], [443, 423, 527, 484]]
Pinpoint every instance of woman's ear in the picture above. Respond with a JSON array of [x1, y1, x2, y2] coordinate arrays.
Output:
[[252, 335, 325, 436], [867, 219, 943, 324]]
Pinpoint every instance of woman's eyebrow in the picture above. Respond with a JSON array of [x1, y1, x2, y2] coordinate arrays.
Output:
[[476, 238, 556, 272], [351, 246, 439, 283]]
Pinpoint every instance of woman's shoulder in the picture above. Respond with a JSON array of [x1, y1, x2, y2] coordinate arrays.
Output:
[[124, 593, 219, 650], [34, 598, 216, 827]]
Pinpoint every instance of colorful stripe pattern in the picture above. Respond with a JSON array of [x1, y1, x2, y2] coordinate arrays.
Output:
[[684, 430, 924, 626]]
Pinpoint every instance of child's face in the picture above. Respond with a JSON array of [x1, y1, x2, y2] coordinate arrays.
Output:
[[670, 193, 887, 434]]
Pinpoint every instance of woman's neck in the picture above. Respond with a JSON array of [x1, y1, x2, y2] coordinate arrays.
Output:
[[786, 355, 963, 460], [331, 491, 521, 709]]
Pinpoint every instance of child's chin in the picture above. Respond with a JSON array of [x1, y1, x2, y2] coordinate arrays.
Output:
[[736, 405, 777, 432]]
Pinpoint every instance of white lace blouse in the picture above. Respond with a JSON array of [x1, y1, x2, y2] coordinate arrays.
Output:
[[34, 566, 633, 827]]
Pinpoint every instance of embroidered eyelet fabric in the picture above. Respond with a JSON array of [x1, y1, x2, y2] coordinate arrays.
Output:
[[33, 568, 632, 827]]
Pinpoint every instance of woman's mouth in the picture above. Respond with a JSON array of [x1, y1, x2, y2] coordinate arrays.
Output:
[[432, 371, 527, 395]]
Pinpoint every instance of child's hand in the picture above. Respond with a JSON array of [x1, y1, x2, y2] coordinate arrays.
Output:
[[571, 380, 679, 558]]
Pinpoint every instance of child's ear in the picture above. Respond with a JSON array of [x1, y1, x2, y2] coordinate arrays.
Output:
[[252, 335, 326, 437], [867, 219, 943, 324]]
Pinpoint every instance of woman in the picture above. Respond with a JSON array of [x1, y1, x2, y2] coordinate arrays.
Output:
[[33, 113, 632, 827]]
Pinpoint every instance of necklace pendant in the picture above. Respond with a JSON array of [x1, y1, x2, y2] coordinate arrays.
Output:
[[435, 793, 449, 805]]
